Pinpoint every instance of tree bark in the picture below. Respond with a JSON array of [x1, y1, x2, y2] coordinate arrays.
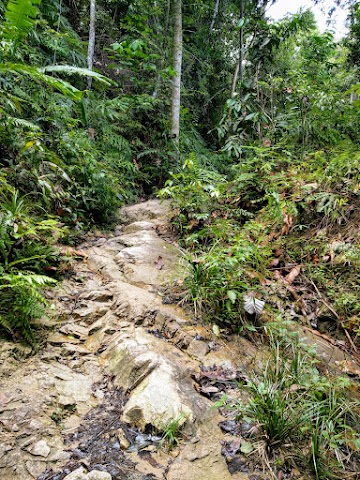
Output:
[[152, 0, 171, 98], [87, 0, 96, 90], [239, 0, 244, 88], [230, 0, 244, 98], [170, 0, 182, 146], [210, 0, 220, 33]]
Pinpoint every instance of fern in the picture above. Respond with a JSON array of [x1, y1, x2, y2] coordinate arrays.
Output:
[[42, 65, 113, 86], [0, 272, 56, 344], [4, 0, 42, 43], [0, 64, 112, 101]]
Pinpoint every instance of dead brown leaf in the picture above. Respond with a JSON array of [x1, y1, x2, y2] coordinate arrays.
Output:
[[60, 246, 87, 258], [284, 264, 301, 284], [154, 256, 165, 270], [200, 386, 220, 394], [281, 214, 293, 235], [188, 219, 199, 231], [269, 258, 280, 267], [312, 254, 319, 265]]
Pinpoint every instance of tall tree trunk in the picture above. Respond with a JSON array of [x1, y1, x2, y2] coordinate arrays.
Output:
[[152, 0, 171, 98], [170, 0, 182, 146], [239, 0, 244, 88], [230, 0, 244, 98], [210, 0, 220, 33], [87, 0, 96, 90]]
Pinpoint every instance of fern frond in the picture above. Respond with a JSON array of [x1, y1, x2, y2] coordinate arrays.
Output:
[[0, 63, 113, 100], [7, 255, 48, 268], [2, 115, 41, 130], [42, 65, 114, 87], [4, 0, 42, 43], [0, 62, 83, 100], [0, 271, 56, 344], [0, 272, 57, 289], [0, 313, 13, 334]]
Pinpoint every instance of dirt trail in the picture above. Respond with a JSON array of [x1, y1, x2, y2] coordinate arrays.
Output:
[[0, 200, 357, 480]]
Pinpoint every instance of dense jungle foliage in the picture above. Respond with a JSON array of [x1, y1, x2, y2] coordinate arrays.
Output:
[[0, 0, 359, 477]]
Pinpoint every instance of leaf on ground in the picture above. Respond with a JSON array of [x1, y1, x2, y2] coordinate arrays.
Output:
[[335, 360, 360, 377], [212, 324, 221, 336], [284, 264, 301, 284], [60, 246, 87, 258], [269, 258, 280, 267], [281, 213, 293, 235], [240, 441, 254, 455], [227, 290, 237, 304], [243, 294, 265, 315], [154, 255, 164, 270], [201, 386, 219, 394]]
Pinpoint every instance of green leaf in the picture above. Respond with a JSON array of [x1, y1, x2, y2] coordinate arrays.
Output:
[[4, 0, 42, 43], [240, 441, 254, 455], [237, 18, 246, 29], [0, 63, 83, 100], [212, 324, 221, 336], [42, 65, 114, 86], [227, 290, 237, 304]]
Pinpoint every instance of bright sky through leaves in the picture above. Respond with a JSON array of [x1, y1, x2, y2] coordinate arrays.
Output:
[[267, 0, 349, 39]]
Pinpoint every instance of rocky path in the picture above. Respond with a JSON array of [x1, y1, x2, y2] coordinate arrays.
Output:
[[0, 200, 357, 480], [0, 201, 256, 480]]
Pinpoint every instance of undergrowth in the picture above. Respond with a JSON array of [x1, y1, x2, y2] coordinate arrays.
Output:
[[229, 324, 360, 479], [0, 180, 60, 344], [159, 144, 360, 343]]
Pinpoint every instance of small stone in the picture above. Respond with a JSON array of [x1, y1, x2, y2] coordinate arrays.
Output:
[[88, 471, 112, 480], [48, 449, 71, 462], [59, 324, 89, 340], [29, 419, 43, 430], [169, 447, 180, 458], [63, 467, 88, 480], [30, 440, 51, 458], [94, 389, 105, 400], [186, 339, 210, 360], [58, 395, 75, 406], [62, 414, 82, 432], [145, 445, 157, 453], [18, 435, 38, 449], [25, 459, 47, 477], [48, 333, 80, 345], [117, 429, 130, 450]]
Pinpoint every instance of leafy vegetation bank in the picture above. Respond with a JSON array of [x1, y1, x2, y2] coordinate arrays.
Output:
[[0, 0, 360, 477]]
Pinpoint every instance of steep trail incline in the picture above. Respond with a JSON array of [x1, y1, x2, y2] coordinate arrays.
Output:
[[0, 200, 256, 480], [0, 200, 357, 480]]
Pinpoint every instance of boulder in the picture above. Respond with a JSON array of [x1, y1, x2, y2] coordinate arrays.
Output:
[[104, 328, 201, 431]]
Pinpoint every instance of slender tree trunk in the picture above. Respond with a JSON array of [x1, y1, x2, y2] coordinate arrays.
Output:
[[170, 0, 182, 146], [230, 0, 244, 98], [239, 0, 244, 87], [230, 62, 239, 99], [87, 0, 96, 90], [152, 0, 171, 98], [210, 0, 220, 33]]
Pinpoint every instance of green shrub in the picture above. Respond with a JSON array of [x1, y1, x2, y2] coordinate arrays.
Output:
[[232, 330, 360, 478], [0, 182, 60, 343]]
